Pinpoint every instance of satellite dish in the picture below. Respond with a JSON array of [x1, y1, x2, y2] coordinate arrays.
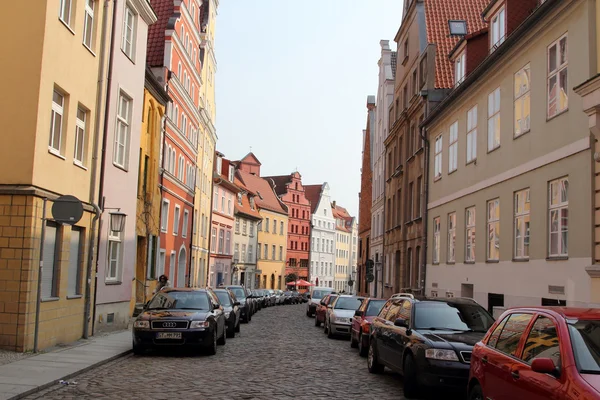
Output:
[[51, 195, 84, 225]]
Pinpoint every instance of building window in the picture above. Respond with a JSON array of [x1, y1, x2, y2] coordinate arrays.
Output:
[[264, 244, 268, 259], [455, 51, 466, 86], [225, 231, 231, 255], [211, 228, 217, 252], [514, 189, 530, 260], [114, 92, 131, 168], [234, 243, 240, 261], [280, 221, 284, 235], [265, 218, 270, 232], [448, 121, 458, 173], [218, 229, 224, 254], [107, 229, 123, 282], [549, 177, 568, 257], [490, 7, 505, 50], [433, 217, 440, 264], [279, 246, 283, 261], [122, 5, 136, 59], [83, 0, 95, 49], [59, 0, 72, 26], [487, 199, 500, 261], [49, 89, 65, 154], [548, 34, 568, 118], [487, 88, 501, 152], [465, 207, 476, 262], [182, 210, 189, 238], [257, 243, 262, 259], [173, 206, 180, 235], [248, 245, 254, 263], [68, 227, 84, 296], [434, 135, 442, 179], [241, 244, 246, 261], [160, 200, 169, 232], [74, 107, 87, 165], [514, 64, 531, 136], [466, 105, 477, 163], [447, 213, 456, 263], [235, 218, 240, 233], [272, 245, 276, 260], [242, 220, 247, 235], [249, 221, 255, 237], [42, 222, 60, 299]]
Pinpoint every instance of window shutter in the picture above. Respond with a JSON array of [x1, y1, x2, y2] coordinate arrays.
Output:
[[68, 228, 82, 296], [42, 224, 57, 299]]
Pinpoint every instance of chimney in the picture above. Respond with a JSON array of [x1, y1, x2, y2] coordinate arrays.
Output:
[[332, 201, 336, 209]]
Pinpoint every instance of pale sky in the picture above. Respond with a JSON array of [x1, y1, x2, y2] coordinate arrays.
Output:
[[215, 1, 404, 217]]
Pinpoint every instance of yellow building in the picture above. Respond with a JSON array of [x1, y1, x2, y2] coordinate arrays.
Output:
[[0, 0, 107, 351], [192, 0, 219, 287], [131, 69, 171, 314], [235, 154, 288, 289], [332, 203, 352, 292]]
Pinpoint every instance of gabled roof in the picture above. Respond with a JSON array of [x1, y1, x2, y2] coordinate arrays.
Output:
[[332, 203, 353, 233], [233, 180, 262, 221], [236, 152, 262, 166], [264, 175, 292, 196], [147, 0, 177, 67], [236, 170, 288, 216], [424, 0, 488, 89], [304, 184, 323, 214]]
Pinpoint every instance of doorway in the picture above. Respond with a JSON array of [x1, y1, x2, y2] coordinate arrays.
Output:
[[461, 283, 474, 299], [487, 292, 504, 315]]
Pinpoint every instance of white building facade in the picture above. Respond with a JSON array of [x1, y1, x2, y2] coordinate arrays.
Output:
[[309, 183, 335, 288]]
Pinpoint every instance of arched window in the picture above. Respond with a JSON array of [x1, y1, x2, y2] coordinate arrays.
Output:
[[177, 62, 182, 78]]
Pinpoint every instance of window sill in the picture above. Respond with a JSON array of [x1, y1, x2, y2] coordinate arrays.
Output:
[[466, 159, 477, 166], [546, 256, 568, 261], [547, 108, 568, 122], [404, 220, 414, 227], [42, 297, 60, 303], [406, 154, 415, 164], [487, 145, 501, 155], [447, 261, 456, 265], [48, 148, 66, 160], [83, 43, 97, 57], [514, 129, 530, 140], [485, 259, 500, 263], [112, 162, 129, 172], [59, 18, 75, 35], [74, 161, 88, 171], [434, 175, 442, 182], [415, 147, 424, 156], [401, 55, 409, 66], [67, 295, 83, 300], [512, 258, 529, 262], [432, 262, 440, 266], [464, 261, 475, 264], [105, 280, 122, 285], [121, 48, 136, 64], [448, 168, 457, 175]]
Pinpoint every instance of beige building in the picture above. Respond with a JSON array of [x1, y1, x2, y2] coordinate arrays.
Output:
[[423, 0, 597, 314]]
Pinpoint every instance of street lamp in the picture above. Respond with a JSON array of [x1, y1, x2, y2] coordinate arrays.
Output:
[[109, 211, 127, 233]]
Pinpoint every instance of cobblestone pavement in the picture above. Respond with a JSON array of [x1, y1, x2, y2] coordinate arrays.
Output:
[[24, 304, 462, 400]]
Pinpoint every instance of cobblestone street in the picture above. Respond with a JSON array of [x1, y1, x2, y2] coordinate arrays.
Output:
[[23, 304, 465, 400]]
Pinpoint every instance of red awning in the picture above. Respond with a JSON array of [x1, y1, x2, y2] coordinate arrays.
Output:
[[286, 279, 314, 287]]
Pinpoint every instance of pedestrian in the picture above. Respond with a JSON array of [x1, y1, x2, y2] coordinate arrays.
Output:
[[155, 274, 170, 293]]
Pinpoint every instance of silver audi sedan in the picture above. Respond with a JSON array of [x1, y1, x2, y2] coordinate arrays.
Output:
[[324, 295, 364, 338]]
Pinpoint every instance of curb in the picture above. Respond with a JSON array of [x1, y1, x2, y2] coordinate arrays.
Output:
[[7, 349, 133, 400]]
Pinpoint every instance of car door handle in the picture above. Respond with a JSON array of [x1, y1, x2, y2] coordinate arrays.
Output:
[[511, 371, 520, 380], [481, 356, 488, 364]]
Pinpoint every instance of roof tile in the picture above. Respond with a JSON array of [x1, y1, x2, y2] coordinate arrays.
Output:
[[304, 185, 323, 214], [236, 170, 288, 216], [147, 0, 174, 67]]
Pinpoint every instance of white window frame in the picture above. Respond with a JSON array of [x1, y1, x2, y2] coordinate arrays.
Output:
[[467, 106, 477, 163], [490, 7, 505, 51], [113, 91, 132, 169], [160, 199, 169, 232], [74, 107, 86, 165], [173, 205, 180, 236], [487, 88, 501, 152], [448, 122, 458, 173], [455, 51, 466, 86], [83, 0, 95, 50], [487, 198, 500, 261], [59, 0, 72, 26], [122, 4, 136, 60], [447, 212, 456, 263], [434, 135, 442, 179], [548, 177, 568, 257], [547, 34, 568, 118], [465, 207, 476, 262], [182, 210, 189, 238], [107, 229, 123, 282], [158, 249, 166, 276], [433, 217, 440, 264], [514, 64, 531, 137], [49, 89, 65, 154], [514, 189, 531, 260]]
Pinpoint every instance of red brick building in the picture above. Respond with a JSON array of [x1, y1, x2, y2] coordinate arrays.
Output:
[[265, 172, 311, 281], [357, 96, 376, 296]]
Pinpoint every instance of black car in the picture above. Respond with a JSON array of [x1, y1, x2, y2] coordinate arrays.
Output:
[[226, 285, 252, 323], [368, 297, 495, 398], [132, 288, 227, 355], [213, 288, 241, 338]]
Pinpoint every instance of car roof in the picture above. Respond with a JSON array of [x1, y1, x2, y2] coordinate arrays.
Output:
[[504, 306, 600, 320], [337, 295, 362, 298], [163, 287, 205, 293]]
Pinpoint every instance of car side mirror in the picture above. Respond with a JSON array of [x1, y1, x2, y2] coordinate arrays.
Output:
[[354, 310, 364, 317], [213, 303, 221, 310], [320, 300, 326, 305], [394, 318, 409, 328], [233, 301, 240, 306], [531, 358, 558, 376], [307, 294, 311, 299]]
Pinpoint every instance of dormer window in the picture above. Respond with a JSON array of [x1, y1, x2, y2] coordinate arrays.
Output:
[[228, 166, 234, 182], [216, 156, 222, 174], [237, 192, 243, 205], [249, 197, 255, 210], [490, 7, 506, 51], [455, 51, 466, 86]]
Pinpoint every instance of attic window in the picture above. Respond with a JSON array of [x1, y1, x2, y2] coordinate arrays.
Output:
[[237, 193, 243, 205], [455, 51, 466, 86], [448, 20, 467, 36], [490, 7, 506, 52], [250, 197, 255, 210]]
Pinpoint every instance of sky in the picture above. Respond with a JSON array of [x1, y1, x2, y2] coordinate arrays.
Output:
[[214, 1, 404, 217]]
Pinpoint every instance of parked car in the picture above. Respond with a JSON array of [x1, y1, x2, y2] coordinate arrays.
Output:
[[314, 293, 338, 327], [266, 289, 277, 306], [132, 288, 227, 355], [350, 297, 386, 356], [225, 285, 252, 323], [368, 296, 494, 398], [213, 288, 241, 338], [291, 291, 302, 304], [306, 287, 334, 317], [468, 306, 600, 400], [324, 295, 364, 338], [274, 290, 284, 305], [282, 291, 295, 304], [300, 292, 310, 303]]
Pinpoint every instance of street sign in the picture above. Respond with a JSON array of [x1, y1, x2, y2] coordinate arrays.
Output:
[[347, 280, 354, 287], [51, 195, 84, 225], [366, 273, 374, 283]]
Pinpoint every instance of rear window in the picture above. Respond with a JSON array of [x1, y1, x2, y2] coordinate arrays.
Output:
[[568, 320, 600, 373], [312, 289, 332, 299], [414, 301, 495, 332], [366, 300, 386, 316], [227, 287, 246, 299], [334, 297, 363, 310]]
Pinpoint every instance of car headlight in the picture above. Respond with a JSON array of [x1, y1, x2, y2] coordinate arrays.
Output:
[[190, 321, 210, 329], [425, 349, 459, 361], [335, 317, 351, 324], [133, 320, 149, 328]]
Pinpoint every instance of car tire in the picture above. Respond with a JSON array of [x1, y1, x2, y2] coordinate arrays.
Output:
[[217, 326, 226, 345], [226, 321, 235, 338], [247, 312, 252, 322], [323, 320, 328, 334], [314, 316, 321, 327], [306, 310, 311, 317], [327, 322, 334, 339], [358, 333, 368, 357], [367, 340, 384, 374], [402, 354, 420, 399], [350, 332, 358, 348], [132, 341, 145, 356], [205, 330, 217, 355], [468, 384, 484, 400], [235, 320, 241, 333]]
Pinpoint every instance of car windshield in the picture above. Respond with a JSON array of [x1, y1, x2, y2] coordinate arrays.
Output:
[[215, 291, 231, 306], [228, 287, 246, 300], [146, 291, 209, 310], [414, 302, 494, 332], [334, 297, 363, 310], [312, 290, 332, 300], [366, 300, 386, 316], [568, 320, 600, 374]]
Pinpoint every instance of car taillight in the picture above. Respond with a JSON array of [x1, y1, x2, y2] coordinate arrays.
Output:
[[362, 322, 371, 333]]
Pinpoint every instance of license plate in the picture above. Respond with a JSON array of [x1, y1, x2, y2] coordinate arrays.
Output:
[[156, 332, 182, 339]]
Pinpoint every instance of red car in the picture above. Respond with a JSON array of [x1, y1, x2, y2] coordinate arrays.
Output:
[[350, 298, 386, 357], [314, 294, 337, 327], [468, 307, 600, 400]]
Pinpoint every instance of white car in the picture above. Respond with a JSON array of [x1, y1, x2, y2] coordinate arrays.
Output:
[[306, 287, 334, 317], [324, 295, 364, 338]]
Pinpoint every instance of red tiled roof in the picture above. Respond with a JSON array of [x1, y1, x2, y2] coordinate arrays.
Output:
[[233, 185, 262, 220], [332, 203, 353, 233], [264, 175, 292, 197], [304, 184, 323, 214], [147, 0, 175, 67], [424, 0, 488, 89], [236, 170, 288, 216]]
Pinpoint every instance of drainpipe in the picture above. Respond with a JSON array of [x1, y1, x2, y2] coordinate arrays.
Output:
[[83, 0, 111, 340], [419, 125, 430, 296], [188, 180, 196, 288], [158, 70, 172, 282], [91, 0, 118, 336]]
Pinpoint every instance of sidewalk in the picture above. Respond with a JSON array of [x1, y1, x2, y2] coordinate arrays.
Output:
[[0, 330, 132, 400]]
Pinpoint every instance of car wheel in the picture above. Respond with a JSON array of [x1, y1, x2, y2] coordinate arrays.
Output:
[[314, 316, 321, 327], [327, 322, 334, 339], [247, 311, 252, 322], [235, 320, 241, 333], [358, 333, 368, 357], [402, 354, 420, 398], [217, 325, 226, 345], [468, 384, 484, 400], [323, 320, 328, 334], [306, 310, 311, 317], [350, 331, 358, 348], [226, 320, 235, 338], [205, 329, 217, 355], [367, 340, 384, 374], [132, 341, 145, 356]]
